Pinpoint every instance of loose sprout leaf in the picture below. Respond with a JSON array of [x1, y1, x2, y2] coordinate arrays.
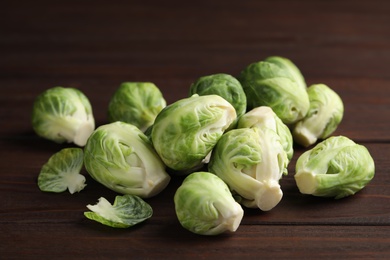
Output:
[[84, 195, 153, 228], [37, 148, 86, 194]]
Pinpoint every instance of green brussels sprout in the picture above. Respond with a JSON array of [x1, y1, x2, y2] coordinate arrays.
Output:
[[84, 194, 153, 228], [31, 86, 95, 146], [237, 106, 293, 162], [84, 121, 170, 198], [294, 136, 375, 199], [293, 84, 344, 147], [37, 148, 86, 194], [174, 171, 244, 235], [189, 73, 247, 119], [238, 56, 310, 124], [151, 94, 237, 172], [208, 127, 288, 211], [108, 82, 166, 132]]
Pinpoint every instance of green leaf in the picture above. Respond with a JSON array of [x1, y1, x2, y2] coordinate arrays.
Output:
[[84, 195, 153, 228], [37, 148, 86, 194]]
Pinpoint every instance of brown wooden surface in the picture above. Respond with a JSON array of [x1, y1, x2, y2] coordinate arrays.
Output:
[[1, 0, 390, 259]]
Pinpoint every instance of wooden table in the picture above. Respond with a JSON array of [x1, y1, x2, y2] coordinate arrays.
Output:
[[1, 0, 389, 259]]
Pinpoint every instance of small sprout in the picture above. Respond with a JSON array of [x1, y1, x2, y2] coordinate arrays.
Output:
[[293, 83, 344, 147], [238, 106, 294, 162], [238, 56, 310, 124], [108, 82, 166, 132], [174, 171, 244, 235], [83, 121, 170, 198], [209, 127, 288, 211], [84, 194, 153, 228], [151, 94, 237, 173], [294, 136, 375, 199], [189, 73, 247, 120], [37, 148, 86, 194], [31, 86, 95, 146]]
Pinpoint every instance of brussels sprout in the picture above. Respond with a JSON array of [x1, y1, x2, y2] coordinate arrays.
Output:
[[174, 171, 244, 235], [209, 127, 288, 211], [292, 84, 344, 147], [238, 56, 310, 124], [84, 194, 152, 228], [237, 106, 293, 162], [151, 94, 237, 172], [37, 148, 86, 194], [32, 87, 95, 146], [83, 121, 170, 198], [108, 82, 166, 132], [294, 136, 375, 199], [189, 73, 247, 119]]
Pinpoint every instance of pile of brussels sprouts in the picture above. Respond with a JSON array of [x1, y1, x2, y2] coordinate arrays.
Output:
[[32, 56, 375, 235]]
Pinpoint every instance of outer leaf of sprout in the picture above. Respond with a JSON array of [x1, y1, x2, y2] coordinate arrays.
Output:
[[174, 171, 244, 235], [294, 136, 375, 199], [293, 84, 344, 147], [208, 127, 288, 211], [38, 148, 86, 194], [108, 82, 166, 132], [31, 87, 95, 146], [151, 94, 237, 172], [83, 121, 170, 198], [84, 194, 152, 228]]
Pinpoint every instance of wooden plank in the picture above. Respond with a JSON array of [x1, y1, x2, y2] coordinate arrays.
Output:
[[1, 223, 389, 259], [1, 0, 390, 258]]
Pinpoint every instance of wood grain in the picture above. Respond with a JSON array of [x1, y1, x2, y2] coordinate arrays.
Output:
[[1, 0, 389, 258]]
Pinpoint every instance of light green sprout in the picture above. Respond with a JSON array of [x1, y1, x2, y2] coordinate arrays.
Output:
[[189, 73, 247, 119], [83, 121, 171, 198], [293, 84, 344, 147], [37, 148, 86, 194], [174, 171, 244, 235], [31, 86, 95, 146], [209, 127, 288, 211], [84, 194, 152, 228], [237, 106, 293, 162], [151, 94, 237, 173], [108, 82, 166, 132], [238, 56, 310, 124], [294, 136, 375, 199]]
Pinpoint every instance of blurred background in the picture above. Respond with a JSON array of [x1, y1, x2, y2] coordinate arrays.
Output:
[[1, 0, 389, 132]]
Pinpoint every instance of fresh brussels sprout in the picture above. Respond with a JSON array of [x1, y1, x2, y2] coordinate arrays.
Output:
[[108, 82, 166, 132], [83, 121, 170, 198], [174, 171, 244, 235], [292, 84, 344, 147], [237, 106, 293, 162], [238, 56, 310, 124], [294, 136, 375, 199], [151, 94, 237, 172], [37, 148, 86, 194], [84, 194, 152, 228], [189, 73, 247, 119], [209, 127, 288, 211], [32, 87, 95, 146]]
